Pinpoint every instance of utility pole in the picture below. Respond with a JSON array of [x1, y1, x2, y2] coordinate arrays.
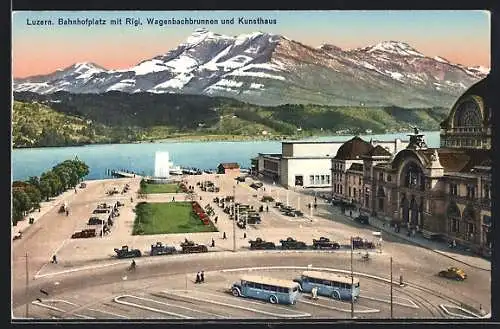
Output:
[[25, 252, 29, 318], [350, 237, 354, 319], [233, 185, 236, 252], [390, 257, 394, 319]]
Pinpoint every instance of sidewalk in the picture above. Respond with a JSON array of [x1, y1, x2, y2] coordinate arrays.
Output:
[[348, 209, 490, 272], [11, 186, 81, 239]]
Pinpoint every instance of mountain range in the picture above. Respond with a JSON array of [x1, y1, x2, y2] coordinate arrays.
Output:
[[13, 28, 489, 108]]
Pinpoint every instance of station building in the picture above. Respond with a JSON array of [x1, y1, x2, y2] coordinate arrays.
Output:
[[253, 138, 407, 189], [332, 76, 491, 257]]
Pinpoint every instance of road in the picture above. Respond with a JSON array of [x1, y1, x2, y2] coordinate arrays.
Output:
[[12, 173, 491, 319]]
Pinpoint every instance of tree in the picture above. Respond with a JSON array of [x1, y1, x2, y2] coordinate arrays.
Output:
[[27, 176, 40, 188], [13, 189, 31, 217], [40, 171, 62, 196], [38, 180, 52, 201], [24, 184, 42, 210]]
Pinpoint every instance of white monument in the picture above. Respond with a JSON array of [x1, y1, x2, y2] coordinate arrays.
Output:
[[154, 151, 173, 178]]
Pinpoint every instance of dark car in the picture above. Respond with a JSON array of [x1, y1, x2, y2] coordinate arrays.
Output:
[[313, 237, 341, 250], [250, 182, 264, 190], [280, 237, 307, 250], [354, 214, 369, 225]]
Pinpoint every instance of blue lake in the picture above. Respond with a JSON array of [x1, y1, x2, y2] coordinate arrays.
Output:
[[12, 131, 440, 181]]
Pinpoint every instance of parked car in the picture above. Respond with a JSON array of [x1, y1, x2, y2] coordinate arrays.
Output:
[[312, 237, 340, 250], [438, 267, 467, 281], [354, 214, 369, 225]]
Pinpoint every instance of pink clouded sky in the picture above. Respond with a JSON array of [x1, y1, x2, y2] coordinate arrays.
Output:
[[12, 11, 490, 78]]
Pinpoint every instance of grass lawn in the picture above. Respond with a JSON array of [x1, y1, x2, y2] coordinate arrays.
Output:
[[141, 183, 180, 194], [133, 202, 218, 235]]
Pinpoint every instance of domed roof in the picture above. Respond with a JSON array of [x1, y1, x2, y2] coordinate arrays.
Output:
[[440, 75, 490, 129], [334, 136, 373, 160]]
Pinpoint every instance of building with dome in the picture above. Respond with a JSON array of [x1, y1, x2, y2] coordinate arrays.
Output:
[[332, 76, 491, 257], [253, 138, 407, 188]]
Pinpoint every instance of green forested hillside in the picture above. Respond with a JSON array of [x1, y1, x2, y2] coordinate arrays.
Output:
[[13, 91, 450, 148]]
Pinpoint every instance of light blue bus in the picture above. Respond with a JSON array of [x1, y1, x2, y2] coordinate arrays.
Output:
[[231, 275, 300, 304], [293, 270, 360, 301]]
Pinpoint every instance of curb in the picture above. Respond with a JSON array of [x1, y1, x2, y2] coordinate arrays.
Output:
[[368, 220, 490, 272]]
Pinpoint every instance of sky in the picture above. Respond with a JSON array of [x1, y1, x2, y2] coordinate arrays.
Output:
[[12, 10, 490, 78]]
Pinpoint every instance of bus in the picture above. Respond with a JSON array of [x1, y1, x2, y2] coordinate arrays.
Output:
[[293, 271, 360, 301], [231, 275, 300, 304]]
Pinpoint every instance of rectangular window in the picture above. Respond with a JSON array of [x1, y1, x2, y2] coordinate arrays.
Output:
[[378, 198, 384, 211], [349, 187, 352, 197], [358, 177, 362, 185], [315, 175, 320, 184], [326, 175, 330, 184], [321, 175, 325, 184], [310, 175, 315, 185], [353, 189, 357, 198]]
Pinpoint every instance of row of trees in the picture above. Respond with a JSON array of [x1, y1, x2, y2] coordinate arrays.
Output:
[[12, 159, 89, 226]]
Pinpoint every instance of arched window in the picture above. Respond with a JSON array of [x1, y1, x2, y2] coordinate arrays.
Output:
[[402, 162, 423, 189], [454, 99, 482, 127]]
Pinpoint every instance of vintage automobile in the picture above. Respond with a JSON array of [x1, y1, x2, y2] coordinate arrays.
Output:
[[180, 240, 208, 253], [312, 237, 341, 250], [71, 229, 97, 239], [438, 267, 467, 281], [88, 217, 106, 225], [354, 214, 370, 225], [114, 245, 142, 258], [352, 236, 376, 249], [150, 242, 177, 256], [235, 176, 246, 182], [249, 238, 276, 250], [249, 182, 264, 190], [280, 237, 307, 250]]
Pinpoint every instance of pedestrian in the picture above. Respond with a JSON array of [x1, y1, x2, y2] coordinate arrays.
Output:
[[172, 196, 175, 202], [52, 255, 57, 264], [200, 196, 202, 201], [314, 197, 317, 203], [214, 216, 218, 224], [211, 238, 215, 247], [399, 274, 404, 286], [311, 286, 318, 300], [200, 271, 205, 283], [244, 232, 247, 239], [349, 210, 352, 217], [195, 272, 201, 284], [314, 203, 317, 209], [266, 205, 269, 212], [223, 232, 227, 239]]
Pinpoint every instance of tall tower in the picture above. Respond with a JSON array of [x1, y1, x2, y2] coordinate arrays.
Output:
[[154, 151, 171, 178]]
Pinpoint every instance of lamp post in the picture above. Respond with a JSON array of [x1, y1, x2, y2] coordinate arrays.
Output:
[[24, 252, 29, 318], [350, 237, 354, 319], [233, 185, 236, 252], [390, 257, 394, 319]]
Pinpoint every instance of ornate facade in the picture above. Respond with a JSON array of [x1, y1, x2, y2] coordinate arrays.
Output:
[[331, 76, 491, 256]]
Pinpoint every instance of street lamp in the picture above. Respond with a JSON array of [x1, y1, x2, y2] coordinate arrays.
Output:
[[233, 185, 236, 252], [350, 237, 354, 318]]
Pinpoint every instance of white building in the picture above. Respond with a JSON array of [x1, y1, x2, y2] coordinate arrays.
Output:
[[253, 138, 408, 189], [154, 151, 173, 178]]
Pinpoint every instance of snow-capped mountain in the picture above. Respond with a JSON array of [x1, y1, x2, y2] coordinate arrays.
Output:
[[13, 29, 489, 108]]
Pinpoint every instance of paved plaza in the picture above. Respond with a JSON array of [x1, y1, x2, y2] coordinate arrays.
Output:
[[11, 173, 491, 319]]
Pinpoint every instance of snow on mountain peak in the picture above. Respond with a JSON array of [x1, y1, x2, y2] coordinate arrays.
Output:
[[362, 40, 424, 57], [182, 28, 233, 47]]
